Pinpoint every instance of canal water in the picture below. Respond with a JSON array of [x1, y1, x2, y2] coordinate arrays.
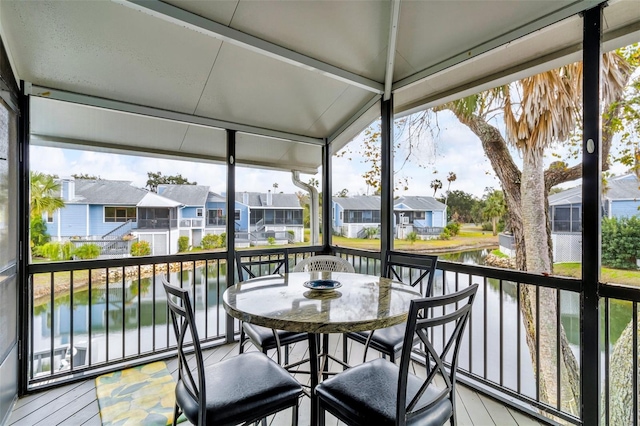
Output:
[[32, 250, 634, 403]]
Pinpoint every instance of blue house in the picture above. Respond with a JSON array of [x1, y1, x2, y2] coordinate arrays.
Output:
[[332, 195, 446, 239], [157, 184, 210, 248], [46, 179, 305, 254], [236, 191, 304, 244], [549, 174, 640, 262], [47, 178, 184, 256]]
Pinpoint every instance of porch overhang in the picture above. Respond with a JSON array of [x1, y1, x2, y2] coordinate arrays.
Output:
[[0, 0, 637, 171]]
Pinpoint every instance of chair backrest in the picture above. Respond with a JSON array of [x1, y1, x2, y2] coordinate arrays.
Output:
[[161, 276, 207, 425], [384, 251, 438, 296], [396, 284, 478, 426], [293, 255, 355, 273], [236, 248, 289, 282]]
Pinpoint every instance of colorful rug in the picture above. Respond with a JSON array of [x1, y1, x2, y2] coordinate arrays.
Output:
[[96, 361, 185, 425]]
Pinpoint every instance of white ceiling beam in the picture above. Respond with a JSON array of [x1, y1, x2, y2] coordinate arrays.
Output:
[[392, 0, 602, 92], [27, 84, 325, 146], [116, 0, 384, 95], [384, 0, 401, 101], [328, 95, 380, 144]]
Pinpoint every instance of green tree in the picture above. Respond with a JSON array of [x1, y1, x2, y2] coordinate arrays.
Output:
[[71, 173, 100, 180], [145, 171, 196, 193], [429, 179, 442, 197], [601, 216, 640, 269], [335, 188, 349, 197], [30, 172, 65, 220], [482, 189, 506, 236], [29, 172, 65, 254], [441, 190, 478, 223], [423, 51, 634, 416]]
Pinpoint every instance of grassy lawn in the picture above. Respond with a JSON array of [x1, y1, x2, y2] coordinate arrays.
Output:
[[554, 262, 640, 287], [331, 224, 499, 253]]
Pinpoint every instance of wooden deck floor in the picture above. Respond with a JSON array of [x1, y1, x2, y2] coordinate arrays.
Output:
[[8, 335, 544, 426]]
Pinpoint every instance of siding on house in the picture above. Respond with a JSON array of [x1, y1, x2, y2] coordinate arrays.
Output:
[[89, 204, 133, 236], [236, 204, 249, 231], [610, 200, 640, 219], [180, 206, 203, 219], [50, 204, 87, 239]]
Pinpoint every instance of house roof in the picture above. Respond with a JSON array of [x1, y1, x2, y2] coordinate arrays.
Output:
[[5, 1, 638, 173], [207, 192, 227, 203], [605, 177, 640, 201], [549, 175, 640, 206], [333, 196, 381, 211], [138, 192, 182, 208], [395, 196, 446, 212], [236, 192, 302, 209], [70, 179, 149, 205], [157, 184, 210, 206]]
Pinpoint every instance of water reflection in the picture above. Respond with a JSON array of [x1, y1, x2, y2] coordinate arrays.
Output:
[[32, 263, 228, 374]]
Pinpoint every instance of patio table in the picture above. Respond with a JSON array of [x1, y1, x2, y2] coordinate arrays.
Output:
[[222, 271, 422, 426]]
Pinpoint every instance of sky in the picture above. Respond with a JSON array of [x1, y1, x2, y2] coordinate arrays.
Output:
[[29, 109, 629, 200]]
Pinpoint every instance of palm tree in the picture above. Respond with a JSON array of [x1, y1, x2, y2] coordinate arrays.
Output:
[[30, 172, 65, 220], [407, 50, 634, 416], [482, 190, 505, 236], [455, 53, 629, 416]]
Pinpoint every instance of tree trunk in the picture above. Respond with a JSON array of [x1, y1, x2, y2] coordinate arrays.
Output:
[[522, 147, 551, 273], [450, 110, 580, 415]]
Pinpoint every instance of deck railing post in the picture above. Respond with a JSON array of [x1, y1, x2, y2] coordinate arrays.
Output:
[[226, 129, 237, 344], [380, 96, 394, 270], [18, 81, 30, 396], [581, 5, 602, 425], [322, 140, 332, 253]]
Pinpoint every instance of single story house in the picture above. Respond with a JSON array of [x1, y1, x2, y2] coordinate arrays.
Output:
[[332, 195, 446, 239], [549, 174, 640, 262]]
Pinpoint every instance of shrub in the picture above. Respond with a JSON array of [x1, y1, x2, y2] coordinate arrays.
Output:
[[39, 241, 75, 261], [445, 222, 460, 236], [406, 231, 418, 244], [219, 233, 226, 248], [131, 240, 151, 257], [201, 234, 220, 250], [267, 236, 276, 245], [438, 228, 452, 240], [30, 217, 50, 247], [602, 216, 640, 269], [178, 236, 189, 252], [74, 243, 100, 260], [364, 227, 378, 239]]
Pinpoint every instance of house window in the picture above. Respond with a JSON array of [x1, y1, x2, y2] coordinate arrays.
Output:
[[105, 206, 137, 222], [339, 211, 343, 221], [552, 207, 571, 232], [414, 211, 425, 220], [235, 210, 241, 221], [196, 208, 203, 217], [43, 211, 54, 223], [207, 209, 225, 225]]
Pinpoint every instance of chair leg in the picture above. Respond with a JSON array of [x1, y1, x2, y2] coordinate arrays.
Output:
[[172, 404, 180, 426], [239, 325, 246, 354], [342, 334, 349, 369], [292, 399, 299, 426], [318, 406, 326, 426], [285, 344, 290, 365]]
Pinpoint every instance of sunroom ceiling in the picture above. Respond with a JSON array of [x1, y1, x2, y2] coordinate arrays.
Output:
[[1, 0, 639, 173]]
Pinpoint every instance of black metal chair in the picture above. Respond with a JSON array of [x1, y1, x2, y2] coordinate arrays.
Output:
[[162, 277, 303, 426], [317, 284, 478, 426], [236, 248, 308, 365], [343, 251, 438, 364]]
